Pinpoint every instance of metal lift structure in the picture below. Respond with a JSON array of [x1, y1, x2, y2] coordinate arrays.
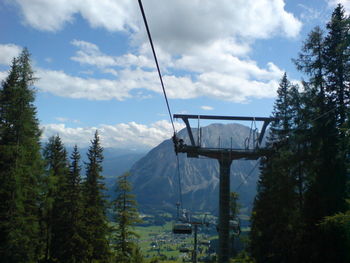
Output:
[[172, 114, 275, 263], [173, 208, 209, 263]]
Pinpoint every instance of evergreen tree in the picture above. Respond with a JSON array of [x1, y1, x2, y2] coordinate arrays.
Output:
[[50, 144, 87, 262], [0, 49, 43, 262], [250, 73, 300, 263], [82, 131, 111, 263], [229, 192, 240, 258], [42, 135, 69, 262], [324, 4, 350, 126], [113, 172, 143, 263], [294, 5, 349, 262]]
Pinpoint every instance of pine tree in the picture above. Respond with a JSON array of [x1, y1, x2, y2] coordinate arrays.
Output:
[[82, 131, 111, 263], [250, 73, 300, 263], [113, 172, 143, 263], [293, 6, 349, 262], [0, 48, 43, 262], [42, 135, 69, 262], [324, 4, 350, 126], [50, 144, 88, 262], [229, 192, 240, 258]]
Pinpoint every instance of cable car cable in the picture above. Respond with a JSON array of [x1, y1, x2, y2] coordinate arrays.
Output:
[[138, 0, 184, 211], [176, 155, 183, 210], [137, 0, 175, 133], [234, 160, 260, 192]]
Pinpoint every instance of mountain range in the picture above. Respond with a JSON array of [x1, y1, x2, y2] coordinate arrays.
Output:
[[127, 123, 261, 215]]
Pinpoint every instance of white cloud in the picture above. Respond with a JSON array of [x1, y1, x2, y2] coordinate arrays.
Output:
[[328, 0, 350, 12], [36, 69, 133, 100], [201, 106, 214, 111], [71, 39, 154, 68], [8, 0, 301, 103], [0, 44, 22, 65], [41, 120, 185, 149], [0, 71, 8, 82], [0, 39, 282, 103], [298, 4, 322, 22], [14, 1, 301, 49], [55, 117, 68, 122], [35, 62, 281, 102], [65, 39, 284, 102], [55, 117, 81, 124], [146, 0, 301, 50], [14, 0, 137, 32]]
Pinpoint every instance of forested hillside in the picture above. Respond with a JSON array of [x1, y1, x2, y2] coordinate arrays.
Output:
[[0, 50, 143, 263], [251, 5, 350, 263]]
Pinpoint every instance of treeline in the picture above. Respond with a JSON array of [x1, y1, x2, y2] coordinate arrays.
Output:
[[0, 50, 142, 262], [250, 4, 350, 263]]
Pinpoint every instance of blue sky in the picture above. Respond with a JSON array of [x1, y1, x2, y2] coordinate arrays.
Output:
[[0, 0, 347, 150]]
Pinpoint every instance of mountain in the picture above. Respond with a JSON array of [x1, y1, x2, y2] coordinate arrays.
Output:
[[65, 146, 145, 188], [128, 123, 261, 215]]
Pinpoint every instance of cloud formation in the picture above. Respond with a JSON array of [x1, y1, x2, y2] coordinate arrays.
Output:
[[14, 1, 301, 42], [0, 44, 22, 65], [34, 59, 281, 102], [8, 1, 301, 102], [137, 0, 301, 55], [328, 0, 350, 13], [14, 0, 137, 32], [201, 106, 214, 111], [41, 120, 185, 149]]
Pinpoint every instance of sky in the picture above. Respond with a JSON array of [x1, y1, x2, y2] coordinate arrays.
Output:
[[0, 0, 348, 151]]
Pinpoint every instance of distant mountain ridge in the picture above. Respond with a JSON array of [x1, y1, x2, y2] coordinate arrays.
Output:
[[128, 123, 260, 214], [65, 146, 145, 187]]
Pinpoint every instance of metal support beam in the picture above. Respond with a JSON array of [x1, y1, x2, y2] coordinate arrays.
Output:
[[174, 114, 276, 122], [174, 114, 276, 150], [258, 119, 270, 146], [218, 157, 232, 263], [182, 117, 196, 146], [173, 113, 275, 263], [193, 224, 198, 263]]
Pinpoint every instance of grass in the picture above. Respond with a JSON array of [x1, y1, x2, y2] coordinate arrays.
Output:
[[135, 222, 213, 262]]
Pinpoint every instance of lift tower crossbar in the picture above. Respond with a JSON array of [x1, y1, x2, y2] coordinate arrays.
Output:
[[173, 114, 275, 263]]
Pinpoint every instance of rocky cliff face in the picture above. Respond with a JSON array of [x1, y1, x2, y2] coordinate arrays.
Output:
[[129, 123, 260, 214]]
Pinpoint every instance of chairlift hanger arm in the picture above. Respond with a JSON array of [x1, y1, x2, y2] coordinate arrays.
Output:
[[174, 114, 277, 122], [258, 119, 271, 145], [174, 114, 277, 149], [182, 117, 196, 146]]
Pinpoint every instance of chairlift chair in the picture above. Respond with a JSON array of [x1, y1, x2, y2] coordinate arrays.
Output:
[[229, 218, 241, 236], [179, 247, 191, 253], [173, 205, 192, 234], [172, 222, 192, 234], [200, 240, 210, 246]]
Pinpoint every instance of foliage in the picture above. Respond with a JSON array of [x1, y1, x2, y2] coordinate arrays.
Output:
[[42, 135, 69, 262], [230, 251, 256, 263], [251, 73, 300, 263], [45, 142, 87, 262], [230, 192, 240, 219], [113, 172, 143, 262], [251, 4, 350, 262], [82, 131, 112, 262], [0, 48, 43, 262], [319, 201, 350, 263]]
